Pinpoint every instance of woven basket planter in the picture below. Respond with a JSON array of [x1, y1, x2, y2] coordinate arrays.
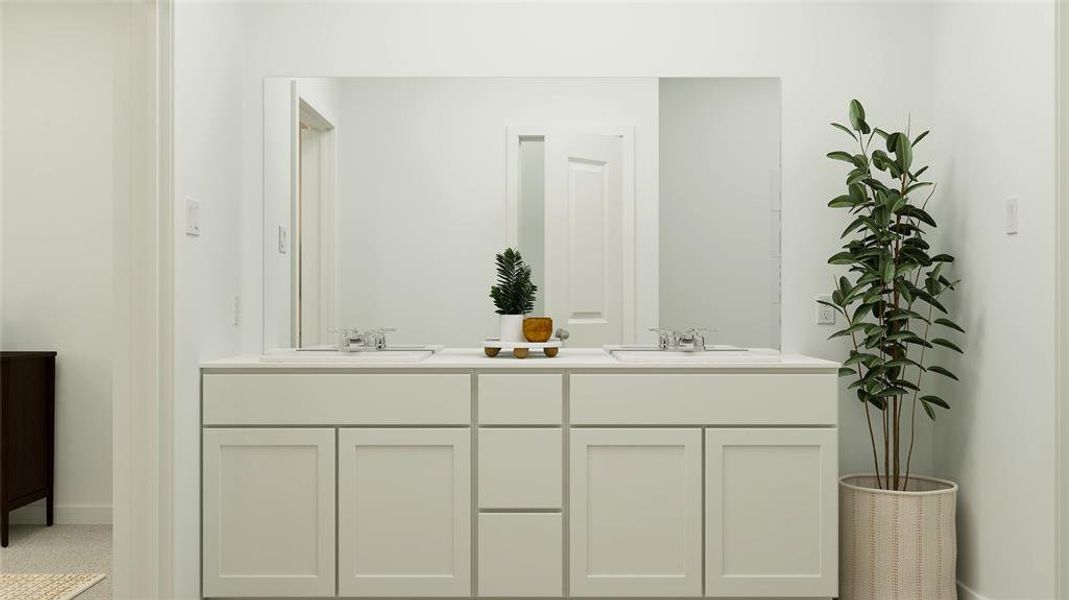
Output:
[[839, 474, 958, 600]]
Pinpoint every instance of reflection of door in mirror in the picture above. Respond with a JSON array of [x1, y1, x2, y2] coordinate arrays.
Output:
[[512, 128, 634, 347], [295, 100, 335, 347]]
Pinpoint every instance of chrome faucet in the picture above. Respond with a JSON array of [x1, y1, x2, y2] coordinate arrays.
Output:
[[649, 327, 711, 352], [677, 328, 709, 352], [336, 328, 396, 352]]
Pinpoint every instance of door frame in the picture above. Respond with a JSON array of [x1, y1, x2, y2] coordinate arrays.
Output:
[[113, 0, 175, 597], [504, 124, 638, 342], [290, 95, 336, 347], [1058, 1, 1068, 596]]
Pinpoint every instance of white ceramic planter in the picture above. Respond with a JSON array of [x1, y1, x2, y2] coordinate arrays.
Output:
[[497, 314, 525, 342], [839, 474, 958, 600]]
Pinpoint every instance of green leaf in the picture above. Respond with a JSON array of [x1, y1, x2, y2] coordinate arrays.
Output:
[[921, 395, 950, 409], [912, 130, 930, 146], [828, 195, 857, 208], [929, 366, 959, 381], [827, 151, 856, 164], [847, 168, 869, 185], [838, 367, 856, 377], [882, 259, 895, 283], [844, 351, 879, 367], [886, 357, 924, 370], [885, 132, 901, 153], [905, 181, 933, 196], [831, 122, 859, 141], [912, 165, 930, 179], [896, 133, 913, 171], [934, 317, 965, 333], [931, 253, 954, 263], [828, 252, 856, 265], [829, 323, 872, 339], [921, 400, 936, 419], [848, 99, 867, 132], [932, 338, 964, 353]]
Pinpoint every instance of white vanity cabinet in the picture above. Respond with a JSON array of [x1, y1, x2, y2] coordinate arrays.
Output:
[[201, 352, 839, 600], [569, 428, 703, 597], [705, 428, 837, 597], [337, 428, 471, 597], [201, 428, 337, 598]]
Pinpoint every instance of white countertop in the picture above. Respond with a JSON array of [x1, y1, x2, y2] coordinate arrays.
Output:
[[201, 347, 839, 372]]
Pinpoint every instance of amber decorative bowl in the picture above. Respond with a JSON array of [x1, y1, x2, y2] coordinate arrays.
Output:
[[523, 317, 553, 343]]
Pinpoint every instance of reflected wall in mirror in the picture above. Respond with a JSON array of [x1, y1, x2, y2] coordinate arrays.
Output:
[[263, 77, 781, 350]]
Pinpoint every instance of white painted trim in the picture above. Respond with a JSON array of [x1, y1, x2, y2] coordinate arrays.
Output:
[[9, 503, 113, 526], [958, 580, 993, 600], [112, 1, 174, 598], [1058, 1, 1068, 597], [504, 123, 639, 343]]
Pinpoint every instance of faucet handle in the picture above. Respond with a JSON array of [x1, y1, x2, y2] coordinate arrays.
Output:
[[367, 328, 395, 349]]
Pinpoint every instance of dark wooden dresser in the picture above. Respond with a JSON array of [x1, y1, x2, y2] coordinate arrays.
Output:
[[0, 351, 56, 547]]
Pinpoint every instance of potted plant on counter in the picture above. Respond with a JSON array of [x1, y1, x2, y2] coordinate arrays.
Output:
[[822, 99, 964, 599], [489, 247, 537, 342]]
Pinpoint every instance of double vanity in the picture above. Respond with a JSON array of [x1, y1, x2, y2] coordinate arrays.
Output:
[[200, 347, 839, 599]]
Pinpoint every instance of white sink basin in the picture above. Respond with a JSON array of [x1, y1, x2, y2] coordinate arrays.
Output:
[[260, 347, 438, 364], [607, 346, 780, 364]]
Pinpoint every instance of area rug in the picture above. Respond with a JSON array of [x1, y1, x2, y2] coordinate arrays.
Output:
[[0, 573, 105, 600]]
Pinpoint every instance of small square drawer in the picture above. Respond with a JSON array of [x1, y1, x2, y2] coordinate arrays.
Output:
[[479, 513, 562, 597], [478, 374, 562, 425], [479, 428, 561, 509]]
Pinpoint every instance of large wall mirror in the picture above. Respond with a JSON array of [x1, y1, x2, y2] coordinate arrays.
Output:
[[262, 77, 781, 350]]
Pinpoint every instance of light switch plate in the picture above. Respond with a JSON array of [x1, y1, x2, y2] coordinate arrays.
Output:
[[185, 198, 201, 237], [816, 294, 836, 325], [1005, 196, 1019, 235], [278, 225, 289, 254]]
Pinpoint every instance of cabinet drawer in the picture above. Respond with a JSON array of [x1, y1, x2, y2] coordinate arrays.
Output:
[[479, 429, 562, 509], [479, 513, 562, 597], [570, 374, 837, 425], [478, 374, 562, 424], [203, 373, 471, 425]]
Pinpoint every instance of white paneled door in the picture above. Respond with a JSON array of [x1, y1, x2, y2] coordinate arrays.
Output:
[[569, 428, 703, 597], [202, 428, 336, 598], [705, 428, 838, 597], [545, 131, 627, 346], [337, 428, 471, 597]]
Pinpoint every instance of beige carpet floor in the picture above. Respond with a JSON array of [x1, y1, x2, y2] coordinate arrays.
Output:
[[0, 525, 111, 600]]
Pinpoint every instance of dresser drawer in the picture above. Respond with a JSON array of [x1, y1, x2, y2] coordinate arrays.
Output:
[[478, 374, 562, 424], [570, 374, 837, 426], [203, 373, 471, 425], [479, 428, 562, 509]]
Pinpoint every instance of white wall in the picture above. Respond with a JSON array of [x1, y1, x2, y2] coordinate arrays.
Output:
[[0, 1, 121, 525], [328, 77, 658, 346], [173, 2, 247, 596], [930, 2, 1058, 598], [659, 78, 780, 347]]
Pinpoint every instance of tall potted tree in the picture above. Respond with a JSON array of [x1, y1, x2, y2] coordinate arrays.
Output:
[[823, 100, 963, 599]]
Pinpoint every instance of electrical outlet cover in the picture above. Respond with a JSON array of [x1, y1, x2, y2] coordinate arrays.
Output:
[[816, 295, 836, 325]]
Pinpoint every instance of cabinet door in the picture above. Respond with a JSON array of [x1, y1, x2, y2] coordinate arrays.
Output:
[[338, 428, 471, 597], [705, 428, 837, 597], [570, 428, 702, 597], [202, 428, 335, 598]]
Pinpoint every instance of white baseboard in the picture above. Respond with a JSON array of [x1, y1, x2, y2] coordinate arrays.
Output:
[[8, 501, 112, 525], [958, 580, 992, 600]]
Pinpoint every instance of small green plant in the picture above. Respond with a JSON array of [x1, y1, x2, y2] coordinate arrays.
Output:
[[489, 247, 537, 315], [823, 99, 965, 491]]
